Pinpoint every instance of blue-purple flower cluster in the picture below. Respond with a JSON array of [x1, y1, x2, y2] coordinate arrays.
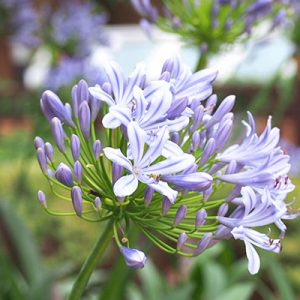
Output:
[[131, 0, 291, 57], [40, 1, 108, 90], [35, 57, 298, 274], [0, 0, 39, 48]]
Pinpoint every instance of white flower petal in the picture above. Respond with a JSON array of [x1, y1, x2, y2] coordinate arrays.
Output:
[[103, 147, 132, 171], [245, 241, 260, 275], [114, 175, 138, 197]]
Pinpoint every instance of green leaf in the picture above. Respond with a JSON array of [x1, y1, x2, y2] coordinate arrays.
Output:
[[215, 283, 254, 300], [202, 262, 227, 300], [264, 253, 295, 300], [137, 260, 166, 300], [0, 200, 53, 300]]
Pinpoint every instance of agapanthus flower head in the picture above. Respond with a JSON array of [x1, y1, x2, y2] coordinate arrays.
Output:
[[131, 0, 292, 64], [35, 57, 298, 274]]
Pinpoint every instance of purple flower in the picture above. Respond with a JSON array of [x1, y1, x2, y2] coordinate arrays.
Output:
[[38, 191, 47, 208], [231, 226, 281, 274], [71, 186, 83, 217], [103, 122, 194, 202], [55, 163, 74, 187], [120, 246, 147, 269], [40, 90, 74, 127], [34, 56, 297, 276]]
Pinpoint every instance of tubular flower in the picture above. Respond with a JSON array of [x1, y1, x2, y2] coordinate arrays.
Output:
[[35, 57, 298, 273]]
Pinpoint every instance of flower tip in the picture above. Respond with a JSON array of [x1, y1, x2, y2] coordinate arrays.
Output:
[[120, 246, 147, 269], [37, 190, 47, 208]]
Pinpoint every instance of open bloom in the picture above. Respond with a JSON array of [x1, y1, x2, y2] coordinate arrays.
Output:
[[34, 57, 298, 274]]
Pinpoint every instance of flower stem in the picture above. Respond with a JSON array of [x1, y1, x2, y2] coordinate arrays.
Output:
[[68, 219, 114, 300], [195, 52, 208, 71]]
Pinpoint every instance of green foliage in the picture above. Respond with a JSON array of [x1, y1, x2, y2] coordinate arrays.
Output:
[[158, 0, 285, 55], [0, 200, 53, 300], [291, 17, 300, 51]]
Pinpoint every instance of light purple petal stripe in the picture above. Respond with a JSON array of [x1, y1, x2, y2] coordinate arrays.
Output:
[[140, 126, 169, 168], [127, 122, 146, 165], [122, 63, 146, 104], [105, 62, 125, 101]]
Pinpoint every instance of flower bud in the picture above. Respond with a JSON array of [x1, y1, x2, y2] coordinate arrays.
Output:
[[214, 119, 233, 151], [45, 142, 54, 162], [94, 197, 102, 210], [51, 117, 65, 153], [205, 94, 217, 114], [162, 196, 172, 216], [47, 169, 55, 178], [40, 90, 74, 127], [199, 138, 215, 166], [65, 103, 72, 121], [163, 172, 212, 192], [217, 203, 229, 217], [77, 79, 90, 103], [194, 233, 213, 255], [34, 136, 44, 150], [177, 232, 188, 251], [171, 132, 180, 144], [74, 161, 82, 184], [37, 147, 47, 173], [55, 163, 73, 187], [120, 246, 147, 269], [90, 96, 102, 121], [205, 95, 235, 129], [174, 205, 187, 226], [192, 131, 200, 150], [93, 140, 102, 159], [193, 105, 204, 131], [144, 187, 154, 206], [195, 209, 207, 228], [71, 134, 80, 161], [37, 190, 47, 208], [203, 184, 213, 201], [79, 101, 91, 140], [112, 163, 123, 185], [71, 186, 82, 217], [72, 85, 79, 118]]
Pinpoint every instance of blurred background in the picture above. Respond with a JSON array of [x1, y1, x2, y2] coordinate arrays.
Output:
[[1, 0, 300, 299]]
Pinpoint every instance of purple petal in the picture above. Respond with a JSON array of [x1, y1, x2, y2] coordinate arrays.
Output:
[[120, 246, 147, 269], [162, 172, 212, 192], [89, 85, 115, 106], [140, 126, 169, 167], [144, 154, 195, 176], [245, 241, 260, 275], [127, 122, 147, 164], [148, 181, 178, 203], [105, 62, 125, 101]]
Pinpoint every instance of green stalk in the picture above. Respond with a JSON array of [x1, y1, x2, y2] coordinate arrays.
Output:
[[195, 52, 208, 71], [68, 219, 114, 300]]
